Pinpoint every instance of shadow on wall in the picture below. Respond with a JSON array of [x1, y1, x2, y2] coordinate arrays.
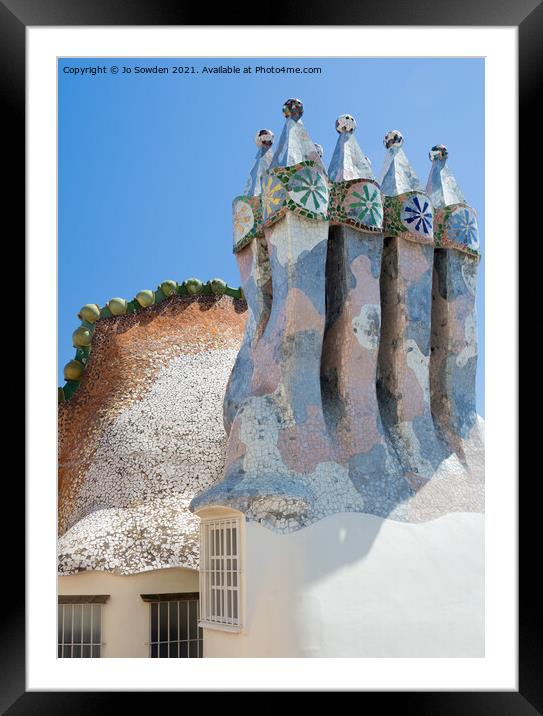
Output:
[[242, 510, 485, 657]]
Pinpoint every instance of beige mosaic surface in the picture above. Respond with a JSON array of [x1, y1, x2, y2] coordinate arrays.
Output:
[[58, 295, 246, 575]]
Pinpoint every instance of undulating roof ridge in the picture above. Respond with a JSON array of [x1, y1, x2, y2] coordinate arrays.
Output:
[[59, 277, 246, 402]]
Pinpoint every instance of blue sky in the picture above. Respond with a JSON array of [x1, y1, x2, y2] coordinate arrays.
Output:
[[58, 57, 484, 414]]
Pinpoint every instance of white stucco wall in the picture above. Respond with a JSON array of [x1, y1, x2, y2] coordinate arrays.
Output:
[[203, 511, 484, 657], [58, 567, 198, 657]]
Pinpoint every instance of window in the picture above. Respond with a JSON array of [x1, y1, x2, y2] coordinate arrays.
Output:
[[200, 517, 241, 629], [143, 594, 203, 658], [57, 596, 107, 658]]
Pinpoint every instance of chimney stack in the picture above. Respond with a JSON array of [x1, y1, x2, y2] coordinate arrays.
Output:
[[377, 130, 461, 487], [191, 107, 483, 529], [224, 129, 275, 433], [322, 114, 408, 516], [427, 146, 483, 476]]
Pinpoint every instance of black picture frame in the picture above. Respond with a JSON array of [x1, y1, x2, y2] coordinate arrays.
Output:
[[8, 0, 533, 710]]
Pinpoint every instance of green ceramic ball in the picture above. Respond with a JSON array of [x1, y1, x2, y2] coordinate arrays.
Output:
[[108, 297, 127, 316], [185, 278, 203, 295], [72, 326, 92, 347], [136, 290, 155, 308], [210, 278, 227, 295], [64, 360, 84, 381], [78, 303, 101, 324], [160, 280, 178, 296]]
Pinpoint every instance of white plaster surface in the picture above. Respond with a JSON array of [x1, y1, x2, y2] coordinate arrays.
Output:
[[204, 510, 484, 657]]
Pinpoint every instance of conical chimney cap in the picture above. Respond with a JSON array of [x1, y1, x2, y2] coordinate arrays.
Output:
[[242, 129, 274, 197], [425, 144, 466, 208], [328, 114, 375, 182], [269, 98, 325, 171], [379, 130, 423, 196]]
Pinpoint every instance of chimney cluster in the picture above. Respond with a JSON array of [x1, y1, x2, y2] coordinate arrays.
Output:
[[191, 99, 483, 531]]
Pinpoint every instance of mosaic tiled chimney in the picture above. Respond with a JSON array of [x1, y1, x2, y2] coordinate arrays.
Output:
[[191, 100, 484, 530], [224, 129, 274, 433], [377, 130, 466, 488], [321, 116, 407, 515], [427, 145, 483, 478]]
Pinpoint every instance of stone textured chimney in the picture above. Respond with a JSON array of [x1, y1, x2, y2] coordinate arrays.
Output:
[[427, 145, 483, 477], [322, 115, 407, 517], [377, 130, 464, 489], [224, 129, 274, 433], [191, 103, 484, 530]]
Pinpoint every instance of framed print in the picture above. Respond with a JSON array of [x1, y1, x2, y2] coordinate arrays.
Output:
[[8, 0, 533, 709]]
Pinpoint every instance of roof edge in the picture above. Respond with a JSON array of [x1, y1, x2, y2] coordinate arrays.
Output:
[[59, 277, 246, 403]]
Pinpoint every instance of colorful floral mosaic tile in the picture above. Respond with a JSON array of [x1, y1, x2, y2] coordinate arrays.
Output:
[[261, 160, 330, 228], [434, 203, 480, 256], [232, 195, 263, 253], [383, 191, 435, 245], [329, 179, 383, 233]]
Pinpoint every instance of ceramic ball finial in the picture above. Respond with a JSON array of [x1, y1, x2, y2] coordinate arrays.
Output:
[[384, 129, 404, 149], [255, 129, 274, 148], [429, 144, 448, 161], [282, 98, 304, 121], [335, 114, 357, 134]]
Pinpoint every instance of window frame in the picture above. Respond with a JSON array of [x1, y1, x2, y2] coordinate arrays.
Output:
[[199, 514, 243, 632], [143, 593, 203, 658], [57, 598, 106, 658]]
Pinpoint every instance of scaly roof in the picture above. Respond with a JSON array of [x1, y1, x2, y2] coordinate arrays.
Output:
[[58, 293, 247, 575], [60, 277, 245, 402]]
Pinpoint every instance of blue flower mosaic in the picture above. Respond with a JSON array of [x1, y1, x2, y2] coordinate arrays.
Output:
[[288, 167, 329, 214], [447, 206, 479, 251], [346, 183, 383, 228], [400, 194, 433, 237]]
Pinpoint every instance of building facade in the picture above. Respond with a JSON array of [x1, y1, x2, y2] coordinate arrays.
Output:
[[58, 100, 484, 657]]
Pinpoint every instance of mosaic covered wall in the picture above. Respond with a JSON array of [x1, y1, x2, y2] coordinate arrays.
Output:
[[191, 102, 484, 532], [58, 295, 246, 575]]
